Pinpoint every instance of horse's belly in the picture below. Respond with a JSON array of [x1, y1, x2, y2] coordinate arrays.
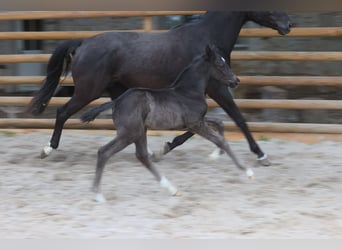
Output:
[[145, 110, 184, 130]]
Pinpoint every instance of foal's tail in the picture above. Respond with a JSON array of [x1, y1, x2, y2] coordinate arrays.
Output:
[[80, 101, 115, 123], [27, 39, 83, 115]]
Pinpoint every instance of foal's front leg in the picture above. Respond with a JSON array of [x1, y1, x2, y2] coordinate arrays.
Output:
[[190, 122, 254, 179], [93, 135, 131, 203], [206, 81, 270, 166]]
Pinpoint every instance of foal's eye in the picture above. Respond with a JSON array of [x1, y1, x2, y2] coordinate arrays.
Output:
[[217, 56, 226, 66]]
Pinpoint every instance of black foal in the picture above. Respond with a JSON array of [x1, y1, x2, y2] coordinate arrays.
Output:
[[81, 46, 254, 202]]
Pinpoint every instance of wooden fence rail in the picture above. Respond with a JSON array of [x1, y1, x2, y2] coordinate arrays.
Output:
[[0, 27, 342, 40], [0, 11, 204, 20], [1, 51, 342, 63], [2, 76, 342, 87], [1, 118, 342, 134], [1, 96, 342, 110]]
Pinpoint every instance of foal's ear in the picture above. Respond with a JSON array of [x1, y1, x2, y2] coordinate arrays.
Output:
[[205, 45, 214, 61]]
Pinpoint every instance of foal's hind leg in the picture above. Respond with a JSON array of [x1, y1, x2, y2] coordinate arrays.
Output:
[[190, 122, 254, 179], [135, 133, 179, 196], [93, 135, 131, 202]]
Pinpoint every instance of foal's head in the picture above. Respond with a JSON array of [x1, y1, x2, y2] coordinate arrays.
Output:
[[204, 45, 239, 88], [247, 11, 291, 35]]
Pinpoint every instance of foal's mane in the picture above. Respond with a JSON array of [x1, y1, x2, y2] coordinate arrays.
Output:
[[169, 54, 206, 88]]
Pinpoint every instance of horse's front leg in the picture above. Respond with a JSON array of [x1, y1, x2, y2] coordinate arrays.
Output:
[[206, 81, 271, 166]]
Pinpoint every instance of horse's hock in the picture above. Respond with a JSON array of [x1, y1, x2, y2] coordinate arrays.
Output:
[[0, 11, 342, 134]]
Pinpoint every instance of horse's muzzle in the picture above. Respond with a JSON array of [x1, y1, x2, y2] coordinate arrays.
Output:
[[278, 21, 292, 35]]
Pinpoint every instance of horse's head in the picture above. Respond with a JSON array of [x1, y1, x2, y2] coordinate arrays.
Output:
[[247, 11, 291, 35], [205, 45, 240, 88]]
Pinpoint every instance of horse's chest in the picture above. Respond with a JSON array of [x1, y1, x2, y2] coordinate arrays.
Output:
[[145, 102, 184, 130]]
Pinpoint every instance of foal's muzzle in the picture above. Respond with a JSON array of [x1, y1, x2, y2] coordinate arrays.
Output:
[[228, 76, 240, 89]]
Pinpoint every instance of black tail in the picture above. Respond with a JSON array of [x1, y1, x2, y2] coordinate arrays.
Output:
[[27, 39, 83, 115], [80, 101, 115, 123]]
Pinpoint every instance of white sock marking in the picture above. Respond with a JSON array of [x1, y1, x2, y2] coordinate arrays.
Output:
[[209, 148, 221, 160], [43, 143, 53, 156], [147, 146, 154, 156], [95, 193, 106, 203], [258, 154, 268, 161], [246, 168, 255, 179], [160, 176, 178, 195]]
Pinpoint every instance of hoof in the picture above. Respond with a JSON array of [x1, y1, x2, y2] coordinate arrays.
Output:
[[40, 145, 53, 159], [246, 168, 255, 179], [173, 191, 182, 197], [162, 143, 171, 155], [94, 193, 106, 203], [257, 154, 271, 166], [150, 151, 163, 162]]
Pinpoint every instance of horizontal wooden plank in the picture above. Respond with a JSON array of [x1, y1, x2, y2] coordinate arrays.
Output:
[[0, 11, 204, 20], [1, 118, 341, 134], [1, 76, 342, 87], [232, 51, 342, 61], [0, 54, 51, 63], [239, 76, 342, 86], [0, 27, 341, 40], [239, 27, 342, 37], [1, 51, 342, 63], [1, 96, 342, 110]]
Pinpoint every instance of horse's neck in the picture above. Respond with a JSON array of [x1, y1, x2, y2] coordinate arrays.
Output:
[[200, 11, 247, 56]]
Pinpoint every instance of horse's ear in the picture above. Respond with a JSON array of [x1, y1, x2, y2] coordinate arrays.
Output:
[[205, 45, 213, 61]]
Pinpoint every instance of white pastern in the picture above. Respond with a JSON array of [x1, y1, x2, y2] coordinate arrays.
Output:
[[257, 154, 268, 161], [160, 176, 179, 196], [43, 143, 53, 156], [147, 146, 154, 156], [209, 148, 221, 161], [246, 168, 255, 179], [95, 193, 107, 203]]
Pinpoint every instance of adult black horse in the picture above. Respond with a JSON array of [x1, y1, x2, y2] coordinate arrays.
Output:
[[28, 11, 291, 164]]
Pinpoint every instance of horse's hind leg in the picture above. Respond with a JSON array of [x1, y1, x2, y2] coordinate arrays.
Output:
[[151, 131, 194, 162], [190, 122, 254, 179], [135, 133, 179, 196], [163, 131, 195, 155], [93, 135, 131, 202]]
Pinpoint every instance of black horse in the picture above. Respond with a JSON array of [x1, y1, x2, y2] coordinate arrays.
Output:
[[28, 11, 291, 164], [80, 45, 253, 202]]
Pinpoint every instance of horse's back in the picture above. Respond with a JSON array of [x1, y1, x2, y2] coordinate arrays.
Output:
[[71, 30, 197, 89]]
